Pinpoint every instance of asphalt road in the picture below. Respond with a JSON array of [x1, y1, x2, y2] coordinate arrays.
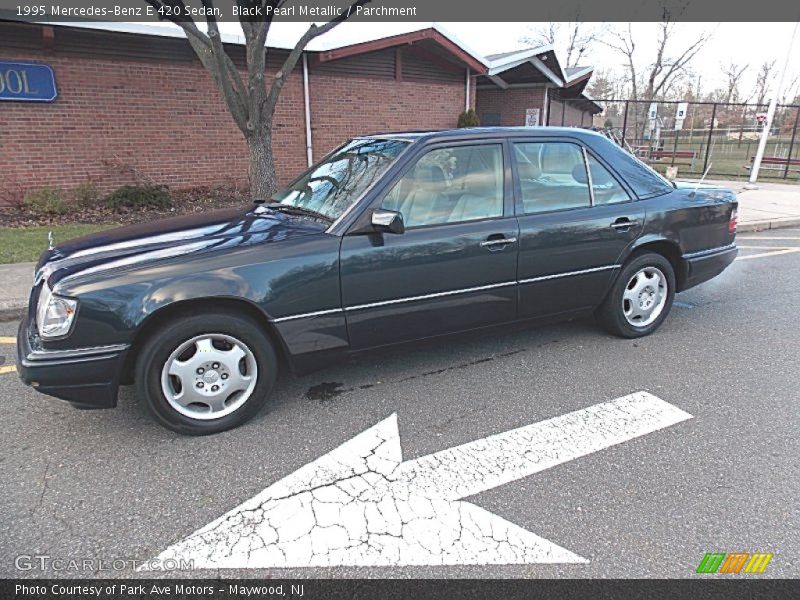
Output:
[[1, 229, 799, 579]]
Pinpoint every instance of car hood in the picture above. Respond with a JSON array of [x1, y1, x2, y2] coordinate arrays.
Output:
[[36, 205, 328, 287]]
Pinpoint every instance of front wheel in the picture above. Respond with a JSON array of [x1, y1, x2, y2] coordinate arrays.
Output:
[[135, 312, 278, 435], [596, 252, 676, 338]]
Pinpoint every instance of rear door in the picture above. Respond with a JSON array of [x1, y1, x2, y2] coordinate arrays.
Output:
[[512, 139, 644, 318], [339, 140, 519, 349]]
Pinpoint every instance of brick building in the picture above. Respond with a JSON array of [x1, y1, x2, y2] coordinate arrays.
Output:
[[475, 47, 601, 128], [0, 21, 599, 203]]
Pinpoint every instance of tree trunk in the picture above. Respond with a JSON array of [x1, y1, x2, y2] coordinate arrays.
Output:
[[248, 131, 277, 200]]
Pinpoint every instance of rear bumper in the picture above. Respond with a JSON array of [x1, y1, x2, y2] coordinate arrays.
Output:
[[16, 317, 128, 409], [682, 243, 738, 291]]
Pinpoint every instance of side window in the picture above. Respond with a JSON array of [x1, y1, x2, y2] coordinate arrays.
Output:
[[380, 144, 504, 228], [513, 142, 591, 214], [586, 154, 632, 204]]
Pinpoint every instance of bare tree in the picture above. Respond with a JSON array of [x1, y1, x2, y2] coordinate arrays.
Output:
[[753, 60, 776, 107], [786, 74, 800, 106], [721, 62, 748, 104], [602, 24, 639, 101], [603, 17, 710, 103], [586, 69, 616, 99], [144, 0, 369, 198], [521, 21, 605, 68]]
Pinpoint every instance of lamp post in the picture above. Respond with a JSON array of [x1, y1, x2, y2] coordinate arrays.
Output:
[[746, 22, 799, 189]]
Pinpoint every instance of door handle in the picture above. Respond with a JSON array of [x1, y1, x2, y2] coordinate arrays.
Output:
[[611, 218, 639, 230], [480, 236, 517, 248]]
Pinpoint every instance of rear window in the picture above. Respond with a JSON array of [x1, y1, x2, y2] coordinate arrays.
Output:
[[589, 136, 673, 199]]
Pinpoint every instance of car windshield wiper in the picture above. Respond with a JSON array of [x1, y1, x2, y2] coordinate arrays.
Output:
[[262, 202, 333, 223]]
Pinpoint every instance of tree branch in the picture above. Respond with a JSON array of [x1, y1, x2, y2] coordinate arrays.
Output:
[[144, 0, 249, 132]]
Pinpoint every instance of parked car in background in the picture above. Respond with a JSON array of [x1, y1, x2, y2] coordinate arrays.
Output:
[[18, 128, 738, 434]]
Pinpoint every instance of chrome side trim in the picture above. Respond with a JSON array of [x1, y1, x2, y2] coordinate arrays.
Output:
[[271, 308, 344, 323], [270, 264, 621, 322], [683, 243, 737, 259], [518, 264, 620, 284], [345, 281, 518, 312], [25, 343, 130, 362]]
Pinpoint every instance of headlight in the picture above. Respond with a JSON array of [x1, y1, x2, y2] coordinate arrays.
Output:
[[36, 283, 78, 339]]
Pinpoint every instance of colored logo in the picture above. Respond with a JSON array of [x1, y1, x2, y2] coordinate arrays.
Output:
[[696, 552, 773, 574]]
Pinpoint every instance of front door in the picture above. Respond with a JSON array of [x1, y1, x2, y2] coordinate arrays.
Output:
[[511, 140, 644, 318], [340, 141, 519, 349]]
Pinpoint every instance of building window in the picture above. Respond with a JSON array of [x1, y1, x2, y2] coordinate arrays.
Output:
[[482, 112, 501, 126]]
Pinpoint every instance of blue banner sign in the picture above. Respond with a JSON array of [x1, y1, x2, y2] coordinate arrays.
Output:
[[0, 62, 57, 102]]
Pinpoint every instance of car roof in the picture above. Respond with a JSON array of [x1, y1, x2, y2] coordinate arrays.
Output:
[[361, 127, 607, 143]]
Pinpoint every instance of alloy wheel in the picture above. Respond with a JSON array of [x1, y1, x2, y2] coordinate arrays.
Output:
[[621, 266, 668, 327], [160, 334, 258, 420]]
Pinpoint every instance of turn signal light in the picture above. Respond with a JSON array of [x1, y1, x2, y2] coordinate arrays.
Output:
[[729, 208, 738, 233]]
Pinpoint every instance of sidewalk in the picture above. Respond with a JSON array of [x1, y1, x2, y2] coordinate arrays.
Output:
[[0, 261, 33, 322], [1, 179, 799, 322]]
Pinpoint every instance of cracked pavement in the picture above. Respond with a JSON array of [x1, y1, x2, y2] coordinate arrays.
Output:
[[1, 228, 799, 578], [150, 393, 689, 569]]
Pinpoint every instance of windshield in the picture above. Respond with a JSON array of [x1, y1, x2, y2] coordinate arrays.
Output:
[[271, 138, 410, 221]]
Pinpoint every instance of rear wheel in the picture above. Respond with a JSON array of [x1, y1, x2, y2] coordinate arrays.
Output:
[[596, 252, 676, 338], [135, 312, 277, 435]]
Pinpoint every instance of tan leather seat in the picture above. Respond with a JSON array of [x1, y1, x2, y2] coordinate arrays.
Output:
[[400, 164, 449, 227], [450, 170, 502, 222]]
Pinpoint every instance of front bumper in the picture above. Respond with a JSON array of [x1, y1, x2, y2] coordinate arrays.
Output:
[[16, 317, 129, 409], [682, 244, 738, 291]]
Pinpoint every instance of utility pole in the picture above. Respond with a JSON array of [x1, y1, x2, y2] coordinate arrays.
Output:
[[747, 22, 799, 188]]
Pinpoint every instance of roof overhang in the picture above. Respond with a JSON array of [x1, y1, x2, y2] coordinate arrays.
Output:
[[580, 93, 603, 114], [315, 27, 487, 74], [482, 45, 569, 89], [564, 66, 594, 86], [22, 20, 487, 73]]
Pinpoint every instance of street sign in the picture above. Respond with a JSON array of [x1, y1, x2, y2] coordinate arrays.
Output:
[[525, 108, 540, 127], [147, 392, 692, 569], [675, 102, 688, 130], [0, 61, 57, 102]]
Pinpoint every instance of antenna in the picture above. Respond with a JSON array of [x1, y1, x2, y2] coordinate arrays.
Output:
[[692, 163, 712, 197]]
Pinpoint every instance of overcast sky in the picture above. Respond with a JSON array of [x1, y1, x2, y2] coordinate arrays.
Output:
[[445, 22, 800, 99], [202, 21, 800, 101]]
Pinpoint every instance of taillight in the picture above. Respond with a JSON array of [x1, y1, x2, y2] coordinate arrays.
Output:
[[729, 208, 738, 233]]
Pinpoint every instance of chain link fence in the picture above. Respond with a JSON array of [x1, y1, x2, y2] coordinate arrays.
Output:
[[592, 99, 800, 181]]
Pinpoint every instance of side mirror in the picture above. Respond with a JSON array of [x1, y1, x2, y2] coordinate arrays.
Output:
[[371, 209, 405, 234]]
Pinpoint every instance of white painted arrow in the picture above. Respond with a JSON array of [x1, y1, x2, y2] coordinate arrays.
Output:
[[148, 391, 691, 569]]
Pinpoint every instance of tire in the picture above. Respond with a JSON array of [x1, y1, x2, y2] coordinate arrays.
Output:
[[595, 252, 676, 338], [135, 311, 278, 435]]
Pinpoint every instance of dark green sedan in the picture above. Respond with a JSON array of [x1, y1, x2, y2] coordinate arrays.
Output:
[[18, 128, 738, 434]]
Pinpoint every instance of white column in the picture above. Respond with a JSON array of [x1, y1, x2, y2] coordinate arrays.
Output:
[[302, 53, 313, 167], [465, 68, 470, 112], [748, 22, 798, 187], [542, 85, 549, 126]]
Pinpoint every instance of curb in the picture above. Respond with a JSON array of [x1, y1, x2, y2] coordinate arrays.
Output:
[[0, 303, 25, 323], [737, 217, 800, 233]]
